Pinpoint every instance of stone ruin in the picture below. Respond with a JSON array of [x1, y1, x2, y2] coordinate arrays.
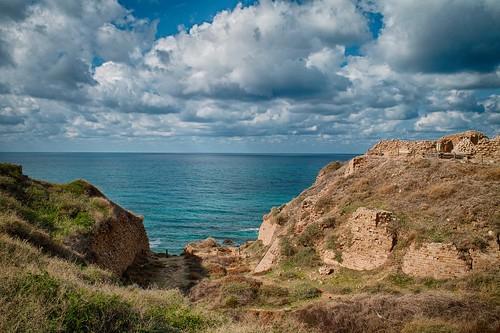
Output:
[[366, 130, 499, 164]]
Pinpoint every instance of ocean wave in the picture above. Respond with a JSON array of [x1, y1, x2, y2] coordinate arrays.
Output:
[[239, 227, 259, 232], [149, 239, 161, 247]]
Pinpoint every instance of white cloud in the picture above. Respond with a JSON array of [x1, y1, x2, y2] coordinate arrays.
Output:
[[0, 0, 498, 151]]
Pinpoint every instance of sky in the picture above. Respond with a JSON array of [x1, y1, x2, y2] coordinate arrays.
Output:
[[0, 0, 499, 153]]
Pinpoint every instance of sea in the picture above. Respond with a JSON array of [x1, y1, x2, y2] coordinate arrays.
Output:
[[0, 153, 355, 253]]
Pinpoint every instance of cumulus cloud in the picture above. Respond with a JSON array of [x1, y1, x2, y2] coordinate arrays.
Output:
[[0, 0, 498, 152], [373, 0, 500, 73]]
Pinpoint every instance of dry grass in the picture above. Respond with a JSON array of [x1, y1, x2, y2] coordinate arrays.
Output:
[[295, 293, 500, 333], [0, 230, 219, 333]]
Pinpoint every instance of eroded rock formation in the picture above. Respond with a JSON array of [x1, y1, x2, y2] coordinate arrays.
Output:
[[66, 181, 150, 275]]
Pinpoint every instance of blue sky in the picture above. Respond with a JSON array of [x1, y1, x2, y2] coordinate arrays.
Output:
[[0, 0, 498, 152], [119, 0, 258, 37]]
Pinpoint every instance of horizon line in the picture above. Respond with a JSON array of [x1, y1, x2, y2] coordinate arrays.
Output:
[[0, 151, 361, 155]]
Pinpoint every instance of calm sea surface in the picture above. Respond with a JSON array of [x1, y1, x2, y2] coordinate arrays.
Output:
[[0, 153, 355, 253]]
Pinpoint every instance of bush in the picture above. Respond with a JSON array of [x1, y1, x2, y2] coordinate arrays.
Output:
[[280, 237, 296, 257], [283, 247, 321, 268], [220, 278, 261, 307], [269, 207, 288, 225], [0, 163, 22, 179], [388, 273, 415, 288], [297, 223, 322, 246]]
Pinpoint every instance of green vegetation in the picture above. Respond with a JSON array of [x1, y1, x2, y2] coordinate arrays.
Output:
[[297, 223, 322, 246], [0, 167, 109, 241], [291, 283, 321, 301], [282, 247, 321, 269], [0, 236, 215, 333]]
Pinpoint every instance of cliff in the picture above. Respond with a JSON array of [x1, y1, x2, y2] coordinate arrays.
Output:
[[0, 163, 149, 275], [1, 131, 499, 332], [254, 130, 500, 278]]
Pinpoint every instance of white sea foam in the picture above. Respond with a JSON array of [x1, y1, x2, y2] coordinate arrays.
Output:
[[240, 227, 259, 232], [149, 239, 161, 247]]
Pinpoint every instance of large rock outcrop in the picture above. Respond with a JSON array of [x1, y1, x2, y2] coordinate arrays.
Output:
[[72, 191, 150, 275]]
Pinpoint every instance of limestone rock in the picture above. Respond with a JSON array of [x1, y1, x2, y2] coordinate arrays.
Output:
[[344, 156, 370, 176], [254, 238, 280, 273], [318, 266, 334, 275], [258, 216, 278, 246], [453, 138, 476, 155], [70, 186, 149, 276]]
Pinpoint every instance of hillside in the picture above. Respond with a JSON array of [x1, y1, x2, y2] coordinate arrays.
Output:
[[184, 130, 500, 333], [0, 130, 499, 333]]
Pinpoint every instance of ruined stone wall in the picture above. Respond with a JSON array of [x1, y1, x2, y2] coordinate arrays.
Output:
[[474, 136, 500, 162], [340, 208, 395, 270], [469, 246, 500, 271], [367, 140, 436, 157], [402, 243, 470, 279], [344, 156, 370, 176]]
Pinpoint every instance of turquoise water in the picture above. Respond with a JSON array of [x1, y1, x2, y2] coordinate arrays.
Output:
[[0, 153, 354, 253]]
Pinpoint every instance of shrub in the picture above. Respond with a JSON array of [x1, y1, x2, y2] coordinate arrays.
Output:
[[314, 196, 331, 213], [283, 247, 321, 268], [220, 278, 261, 307], [280, 237, 296, 257], [297, 223, 322, 246], [324, 234, 337, 250], [258, 284, 290, 306], [427, 183, 456, 200], [0, 163, 22, 178], [321, 161, 343, 175], [319, 216, 336, 228], [269, 207, 288, 225], [387, 273, 415, 288]]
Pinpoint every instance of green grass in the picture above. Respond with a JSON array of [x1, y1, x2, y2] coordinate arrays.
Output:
[[291, 283, 321, 301], [0, 171, 109, 240], [282, 247, 321, 269]]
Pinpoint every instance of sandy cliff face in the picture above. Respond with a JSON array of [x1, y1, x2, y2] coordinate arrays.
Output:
[[254, 130, 500, 278], [70, 189, 150, 275], [60, 181, 150, 275]]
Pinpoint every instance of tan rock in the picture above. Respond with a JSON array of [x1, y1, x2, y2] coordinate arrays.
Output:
[[72, 192, 149, 276], [318, 265, 334, 275], [258, 216, 278, 246], [344, 156, 370, 176], [254, 238, 280, 273]]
